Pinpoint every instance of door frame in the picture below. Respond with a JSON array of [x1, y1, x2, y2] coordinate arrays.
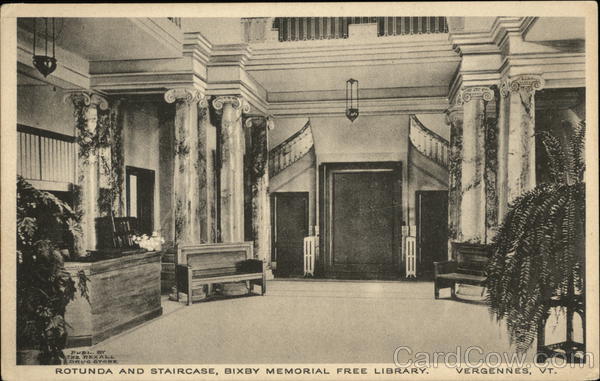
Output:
[[270, 191, 310, 271], [415, 190, 448, 275], [319, 162, 403, 278], [125, 166, 155, 234]]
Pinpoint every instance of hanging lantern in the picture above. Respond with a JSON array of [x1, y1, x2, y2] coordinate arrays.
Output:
[[32, 18, 57, 77], [345, 78, 359, 122]]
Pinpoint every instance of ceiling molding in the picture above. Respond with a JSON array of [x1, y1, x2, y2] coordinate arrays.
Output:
[[90, 71, 206, 96], [128, 18, 183, 58], [269, 97, 449, 118], [268, 86, 449, 103], [247, 36, 458, 71], [208, 43, 252, 68], [183, 32, 212, 66]]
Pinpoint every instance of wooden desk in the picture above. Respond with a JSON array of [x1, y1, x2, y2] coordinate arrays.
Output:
[[64, 250, 162, 347]]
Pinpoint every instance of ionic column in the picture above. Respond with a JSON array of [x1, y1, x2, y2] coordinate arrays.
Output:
[[498, 75, 544, 220], [213, 96, 250, 243], [445, 105, 463, 254], [457, 87, 494, 243], [164, 88, 208, 245], [65, 92, 109, 253], [245, 116, 274, 265]]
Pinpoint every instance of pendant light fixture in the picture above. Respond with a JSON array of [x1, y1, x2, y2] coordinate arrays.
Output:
[[32, 18, 57, 77], [345, 78, 359, 122]]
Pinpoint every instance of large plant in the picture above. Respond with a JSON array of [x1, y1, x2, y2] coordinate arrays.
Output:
[[17, 176, 89, 364], [485, 121, 585, 353]]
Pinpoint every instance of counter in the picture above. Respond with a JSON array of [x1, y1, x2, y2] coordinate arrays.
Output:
[[64, 250, 162, 347]]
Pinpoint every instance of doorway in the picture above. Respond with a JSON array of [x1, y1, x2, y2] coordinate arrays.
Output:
[[126, 166, 155, 235], [416, 190, 448, 277], [271, 192, 309, 277], [321, 162, 402, 279]]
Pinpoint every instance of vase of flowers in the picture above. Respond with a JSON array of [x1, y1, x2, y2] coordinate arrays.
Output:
[[131, 232, 165, 252]]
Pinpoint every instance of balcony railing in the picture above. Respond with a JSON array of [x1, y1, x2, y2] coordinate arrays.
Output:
[[409, 115, 449, 168], [17, 124, 76, 187], [269, 17, 448, 42], [167, 17, 182, 28], [269, 119, 314, 177]]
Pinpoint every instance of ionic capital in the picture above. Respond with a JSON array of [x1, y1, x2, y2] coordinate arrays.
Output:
[[445, 106, 463, 125], [500, 75, 545, 97], [63, 91, 109, 110], [244, 115, 275, 130], [164, 88, 206, 106], [457, 86, 495, 105], [212, 96, 251, 115]]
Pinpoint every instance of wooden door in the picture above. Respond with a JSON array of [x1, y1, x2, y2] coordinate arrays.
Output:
[[417, 190, 448, 276], [323, 163, 402, 279], [271, 192, 308, 277], [126, 166, 155, 235]]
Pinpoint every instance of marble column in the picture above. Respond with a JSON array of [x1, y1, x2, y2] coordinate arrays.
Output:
[[109, 99, 125, 217], [244, 116, 274, 265], [445, 105, 463, 255], [66, 92, 109, 253], [457, 86, 494, 243], [197, 105, 214, 244], [498, 75, 545, 220], [212, 96, 250, 243], [164, 88, 208, 245]]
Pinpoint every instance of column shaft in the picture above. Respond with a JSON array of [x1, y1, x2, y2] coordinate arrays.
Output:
[[246, 116, 273, 262], [458, 87, 494, 243], [213, 96, 249, 243], [68, 92, 109, 253], [498, 75, 544, 219], [165, 88, 207, 245], [445, 107, 463, 254]]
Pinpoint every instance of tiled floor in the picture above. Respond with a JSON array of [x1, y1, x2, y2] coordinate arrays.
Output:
[[81, 280, 533, 364]]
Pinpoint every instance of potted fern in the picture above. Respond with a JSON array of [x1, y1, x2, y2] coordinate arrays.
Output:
[[485, 121, 585, 356], [16, 176, 89, 365]]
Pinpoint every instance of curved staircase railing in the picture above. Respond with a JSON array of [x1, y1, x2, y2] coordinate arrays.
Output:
[[409, 115, 449, 169], [269, 119, 314, 178]]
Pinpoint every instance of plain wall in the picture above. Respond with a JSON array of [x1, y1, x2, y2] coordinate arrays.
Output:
[[17, 84, 76, 136], [122, 101, 162, 233], [270, 112, 450, 238]]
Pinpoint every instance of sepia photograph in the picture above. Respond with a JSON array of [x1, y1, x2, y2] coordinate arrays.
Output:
[[1, 2, 598, 380]]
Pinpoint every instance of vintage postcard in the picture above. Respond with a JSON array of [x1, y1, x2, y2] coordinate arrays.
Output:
[[1, 2, 598, 380]]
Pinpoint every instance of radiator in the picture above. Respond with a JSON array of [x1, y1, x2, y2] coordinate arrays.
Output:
[[303, 236, 317, 276], [405, 236, 417, 278]]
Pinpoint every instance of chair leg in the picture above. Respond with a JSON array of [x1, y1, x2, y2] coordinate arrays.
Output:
[[450, 282, 457, 299], [262, 275, 266, 295], [246, 280, 252, 294], [434, 280, 439, 299]]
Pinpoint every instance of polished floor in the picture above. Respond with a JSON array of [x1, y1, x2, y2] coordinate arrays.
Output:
[[78, 280, 535, 364]]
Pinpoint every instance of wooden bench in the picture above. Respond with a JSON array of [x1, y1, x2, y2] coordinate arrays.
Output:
[[434, 242, 490, 299], [175, 242, 266, 305]]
